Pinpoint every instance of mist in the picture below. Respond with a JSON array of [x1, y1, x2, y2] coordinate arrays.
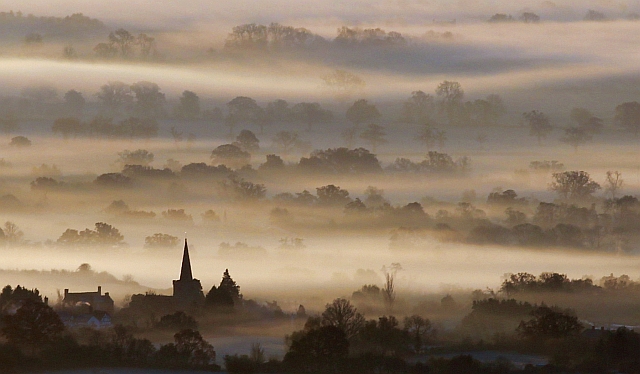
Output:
[[1, 2, 640, 372]]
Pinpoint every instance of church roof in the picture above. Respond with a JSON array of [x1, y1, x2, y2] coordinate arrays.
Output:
[[179, 239, 193, 281]]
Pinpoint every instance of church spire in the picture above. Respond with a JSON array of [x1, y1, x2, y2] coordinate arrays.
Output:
[[179, 238, 193, 281]]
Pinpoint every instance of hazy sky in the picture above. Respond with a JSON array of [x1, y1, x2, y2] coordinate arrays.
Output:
[[3, 0, 640, 29]]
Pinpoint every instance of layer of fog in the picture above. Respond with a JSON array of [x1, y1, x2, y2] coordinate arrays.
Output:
[[3, 0, 640, 29]]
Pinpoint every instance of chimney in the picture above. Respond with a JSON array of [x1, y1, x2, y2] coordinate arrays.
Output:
[[98, 286, 101, 295], [64, 288, 69, 297], [44, 296, 48, 305], [105, 292, 110, 297]]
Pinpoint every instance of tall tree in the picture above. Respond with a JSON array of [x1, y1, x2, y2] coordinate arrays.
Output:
[[359, 123, 387, 152], [2, 300, 64, 354], [176, 90, 200, 119], [346, 99, 381, 127], [523, 110, 552, 145], [550, 171, 601, 201], [130, 81, 165, 118], [614, 101, 640, 136], [436, 81, 464, 126]]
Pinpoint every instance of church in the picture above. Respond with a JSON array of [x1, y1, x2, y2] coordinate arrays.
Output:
[[128, 239, 205, 313]]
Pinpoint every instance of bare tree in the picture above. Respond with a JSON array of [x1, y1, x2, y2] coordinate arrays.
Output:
[[604, 171, 623, 199], [381, 263, 402, 313], [321, 298, 365, 339]]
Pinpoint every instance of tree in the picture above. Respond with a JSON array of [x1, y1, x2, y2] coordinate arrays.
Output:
[[137, 33, 156, 59], [52, 117, 84, 139], [283, 325, 349, 373], [292, 102, 332, 132], [321, 69, 365, 102], [299, 148, 382, 174], [436, 81, 464, 126], [63, 89, 85, 117], [9, 136, 31, 147], [173, 329, 216, 368], [234, 129, 260, 152], [584, 9, 606, 21], [569, 107, 603, 134], [2, 300, 64, 354], [3, 221, 24, 245], [97, 81, 132, 113], [272, 131, 300, 155], [206, 269, 242, 308], [560, 127, 592, 152], [145, 233, 179, 249], [381, 263, 402, 312], [108, 28, 136, 58], [316, 185, 352, 206], [403, 315, 433, 354], [226, 96, 262, 136], [0, 112, 19, 137], [517, 306, 582, 339], [210, 144, 250, 169], [130, 81, 165, 118], [614, 101, 640, 136], [118, 149, 154, 166], [550, 171, 601, 201], [359, 124, 387, 152], [321, 298, 365, 339], [488, 13, 514, 22], [523, 110, 552, 145], [520, 12, 540, 23], [175, 90, 200, 119], [415, 123, 439, 149], [341, 126, 358, 148], [219, 269, 242, 300], [605, 171, 623, 199], [346, 99, 381, 126], [401, 90, 434, 124]]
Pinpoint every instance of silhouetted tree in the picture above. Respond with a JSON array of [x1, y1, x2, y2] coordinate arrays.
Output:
[[322, 69, 365, 102], [52, 117, 84, 139], [604, 171, 623, 199], [117, 149, 154, 166], [436, 81, 464, 126], [234, 129, 260, 152], [144, 233, 179, 249], [523, 110, 552, 144], [614, 101, 640, 136], [550, 171, 601, 200], [226, 96, 262, 136], [130, 81, 165, 118], [359, 124, 387, 152], [584, 9, 606, 21], [108, 28, 136, 58], [283, 325, 349, 373], [210, 144, 250, 169], [175, 90, 200, 119], [63, 89, 85, 117], [292, 102, 333, 132], [97, 81, 132, 113], [299, 147, 382, 174], [321, 298, 365, 339], [401, 90, 434, 124], [8, 136, 30, 147], [346, 99, 381, 126], [316, 185, 352, 206], [520, 12, 540, 23], [560, 127, 592, 151], [2, 300, 64, 354], [517, 306, 582, 339], [403, 315, 433, 354]]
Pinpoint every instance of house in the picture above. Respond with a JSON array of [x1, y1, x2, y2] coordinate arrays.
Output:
[[62, 286, 114, 313]]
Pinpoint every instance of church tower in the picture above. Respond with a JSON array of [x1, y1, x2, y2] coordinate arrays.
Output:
[[172, 239, 205, 308]]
